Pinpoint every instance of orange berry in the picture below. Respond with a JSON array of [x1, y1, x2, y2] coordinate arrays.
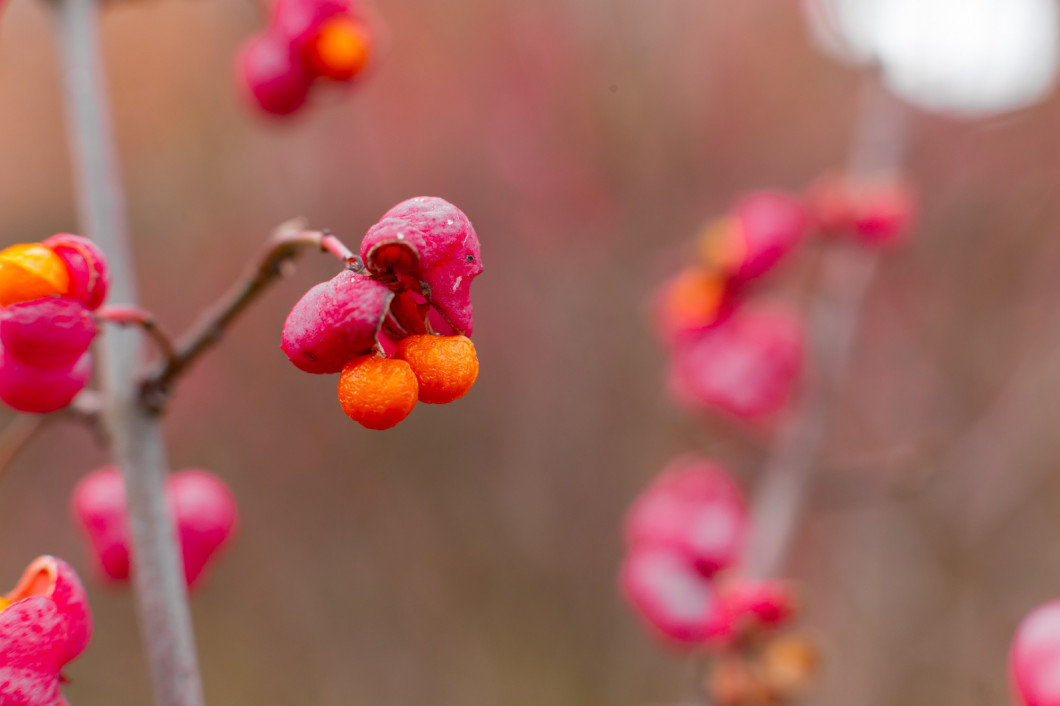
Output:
[[396, 334, 479, 405], [698, 217, 746, 274], [337, 355, 418, 430], [0, 244, 70, 307], [305, 17, 372, 82]]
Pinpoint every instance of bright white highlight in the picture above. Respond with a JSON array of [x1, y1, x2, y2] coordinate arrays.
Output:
[[804, 0, 1060, 116]]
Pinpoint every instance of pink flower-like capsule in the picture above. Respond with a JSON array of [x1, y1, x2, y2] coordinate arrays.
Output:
[[0, 347, 91, 414], [669, 305, 804, 419], [71, 467, 239, 590], [0, 297, 96, 369], [650, 268, 735, 346], [239, 0, 373, 116], [716, 577, 798, 635], [620, 543, 729, 646], [361, 197, 483, 335], [805, 173, 917, 247], [625, 456, 748, 577], [238, 32, 313, 116], [1011, 599, 1060, 706], [0, 556, 92, 706], [41, 234, 109, 311], [699, 191, 808, 284], [281, 270, 394, 374]]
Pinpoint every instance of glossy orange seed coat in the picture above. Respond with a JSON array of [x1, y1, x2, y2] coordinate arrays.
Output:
[[397, 335, 479, 405], [337, 355, 418, 430], [0, 244, 70, 307]]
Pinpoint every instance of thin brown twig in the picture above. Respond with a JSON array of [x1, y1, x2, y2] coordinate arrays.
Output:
[[140, 220, 359, 410], [0, 414, 48, 485], [97, 305, 178, 372]]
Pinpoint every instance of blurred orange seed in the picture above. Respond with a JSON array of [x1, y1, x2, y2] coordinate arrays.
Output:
[[306, 17, 372, 82], [337, 355, 419, 430], [698, 217, 747, 274], [0, 244, 70, 307], [396, 334, 479, 405]]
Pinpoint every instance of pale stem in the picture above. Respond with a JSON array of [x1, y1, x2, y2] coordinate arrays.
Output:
[[744, 77, 911, 580], [51, 0, 205, 704]]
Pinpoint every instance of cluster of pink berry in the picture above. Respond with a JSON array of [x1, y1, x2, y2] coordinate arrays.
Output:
[[71, 467, 239, 590], [0, 556, 92, 705], [0, 234, 109, 414], [653, 174, 916, 420], [620, 456, 814, 704], [238, 0, 374, 116], [282, 196, 483, 429]]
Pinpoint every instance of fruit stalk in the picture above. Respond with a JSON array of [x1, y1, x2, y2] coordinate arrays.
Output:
[[50, 0, 206, 704], [744, 77, 911, 580], [142, 221, 359, 408]]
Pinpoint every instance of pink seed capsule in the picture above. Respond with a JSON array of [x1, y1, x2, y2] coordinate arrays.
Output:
[[701, 192, 808, 283], [0, 348, 91, 414], [167, 470, 240, 589], [42, 234, 110, 310], [70, 467, 132, 582], [625, 456, 747, 577], [669, 306, 803, 419], [717, 578, 797, 631], [0, 555, 93, 703], [281, 270, 394, 374], [362, 197, 482, 335], [1011, 600, 1060, 706], [71, 468, 239, 590], [238, 32, 313, 116], [620, 543, 729, 646], [271, 0, 355, 45], [0, 296, 96, 369]]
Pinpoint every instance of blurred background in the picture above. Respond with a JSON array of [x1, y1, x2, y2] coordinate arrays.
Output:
[[2, 0, 1060, 704]]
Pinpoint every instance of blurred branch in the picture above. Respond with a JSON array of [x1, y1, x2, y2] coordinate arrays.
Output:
[[51, 0, 205, 704], [0, 414, 47, 485], [745, 78, 911, 580], [140, 222, 360, 410]]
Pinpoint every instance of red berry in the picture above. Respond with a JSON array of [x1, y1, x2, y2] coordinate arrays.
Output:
[[620, 543, 729, 646], [1011, 600, 1060, 706], [238, 32, 312, 116], [0, 296, 96, 369], [669, 306, 803, 419], [71, 467, 239, 590], [700, 191, 808, 283], [42, 234, 110, 310], [0, 556, 92, 703], [0, 347, 91, 414], [281, 270, 394, 374], [625, 456, 748, 577]]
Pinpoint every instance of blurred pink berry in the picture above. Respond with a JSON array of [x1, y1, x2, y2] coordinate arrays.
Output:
[[717, 577, 797, 631], [42, 234, 110, 310], [70, 467, 132, 581], [281, 270, 394, 374], [700, 191, 808, 283], [271, 0, 355, 44], [361, 196, 483, 335], [167, 470, 240, 589], [620, 543, 728, 646], [71, 467, 239, 590], [0, 296, 96, 369], [669, 306, 803, 419], [0, 556, 92, 706], [1012, 600, 1060, 706], [238, 32, 312, 116], [625, 455, 747, 577], [0, 347, 91, 414], [805, 173, 916, 247]]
